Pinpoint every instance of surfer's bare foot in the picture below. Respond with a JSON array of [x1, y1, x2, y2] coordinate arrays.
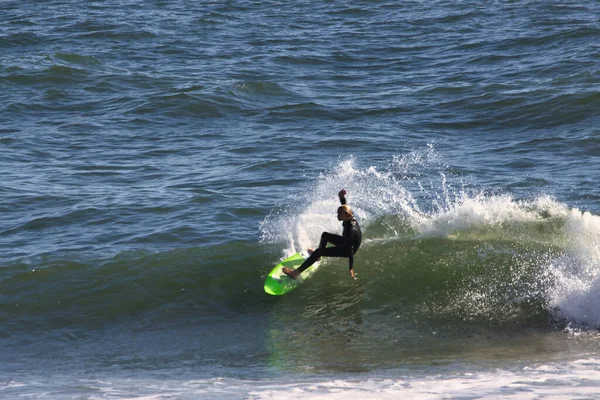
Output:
[[282, 267, 299, 279], [350, 269, 357, 280]]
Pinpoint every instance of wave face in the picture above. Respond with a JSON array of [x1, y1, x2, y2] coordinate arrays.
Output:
[[260, 151, 600, 331], [3, 149, 600, 379]]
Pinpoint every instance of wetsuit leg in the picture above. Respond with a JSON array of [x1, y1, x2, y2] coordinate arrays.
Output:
[[319, 232, 344, 248], [296, 244, 351, 274]]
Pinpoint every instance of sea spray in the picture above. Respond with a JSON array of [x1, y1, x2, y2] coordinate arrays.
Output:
[[259, 150, 437, 253], [546, 207, 600, 328]]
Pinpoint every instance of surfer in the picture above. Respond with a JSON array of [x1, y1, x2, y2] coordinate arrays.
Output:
[[283, 189, 362, 280]]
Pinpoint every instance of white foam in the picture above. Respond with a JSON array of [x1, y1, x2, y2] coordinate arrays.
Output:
[[417, 194, 540, 238], [8, 359, 600, 399], [0, 380, 25, 390], [543, 206, 600, 328], [249, 358, 600, 400]]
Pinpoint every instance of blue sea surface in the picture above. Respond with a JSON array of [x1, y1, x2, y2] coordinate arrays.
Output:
[[2, 1, 600, 398]]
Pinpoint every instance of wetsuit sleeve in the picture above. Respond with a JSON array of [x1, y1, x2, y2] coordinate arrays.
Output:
[[339, 191, 355, 270], [343, 225, 355, 270]]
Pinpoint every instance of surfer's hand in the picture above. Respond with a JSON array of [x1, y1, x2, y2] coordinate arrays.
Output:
[[349, 269, 357, 280], [339, 189, 347, 198]]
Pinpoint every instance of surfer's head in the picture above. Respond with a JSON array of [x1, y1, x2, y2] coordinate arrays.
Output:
[[337, 205, 353, 221]]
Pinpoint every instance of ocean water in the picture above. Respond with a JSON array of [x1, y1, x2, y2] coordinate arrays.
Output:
[[2, 1, 600, 398]]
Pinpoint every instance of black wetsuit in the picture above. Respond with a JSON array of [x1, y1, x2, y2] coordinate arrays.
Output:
[[296, 195, 362, 274]]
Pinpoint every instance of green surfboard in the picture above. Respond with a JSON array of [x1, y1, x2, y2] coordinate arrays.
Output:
[[264, 251, 321, 295]]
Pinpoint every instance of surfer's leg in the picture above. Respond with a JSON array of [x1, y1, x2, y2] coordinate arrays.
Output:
[[296, 246, 349, 273], [283, 233, 347, 279], [295, 248, 323, 274], [319, 232, 344, 249], [283, 248, 325, 279], [310, 232, 344, 260]]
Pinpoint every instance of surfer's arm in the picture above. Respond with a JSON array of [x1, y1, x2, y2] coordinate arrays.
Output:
[[343, 226, 358, 280], [339, 189, 357, 280], [339, 189, 347, 205], [348, 253, 357, 280]]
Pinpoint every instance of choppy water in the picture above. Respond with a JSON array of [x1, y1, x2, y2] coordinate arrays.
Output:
[[2, 1, 600, 398]]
